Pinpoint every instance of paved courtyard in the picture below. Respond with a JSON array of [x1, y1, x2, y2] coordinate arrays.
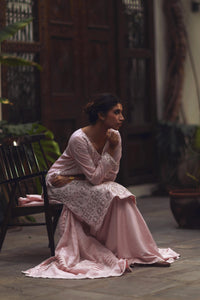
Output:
[[0, 194, 200, 300]]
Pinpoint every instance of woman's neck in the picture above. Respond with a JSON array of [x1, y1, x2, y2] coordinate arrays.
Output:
[[82, 123, 108, 150]]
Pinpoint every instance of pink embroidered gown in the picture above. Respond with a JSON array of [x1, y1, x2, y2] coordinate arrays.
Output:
[[23, 129, 179, 279]]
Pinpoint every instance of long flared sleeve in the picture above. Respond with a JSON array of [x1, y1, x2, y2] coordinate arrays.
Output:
[[67, 132, 121, 185], [103, 133, 122, 182]]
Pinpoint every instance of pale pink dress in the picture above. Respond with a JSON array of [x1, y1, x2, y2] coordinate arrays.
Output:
[[23, 129, 179, 279]]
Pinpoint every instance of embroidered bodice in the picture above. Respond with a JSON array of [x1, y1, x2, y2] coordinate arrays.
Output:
[[46, 128, 122, 186]]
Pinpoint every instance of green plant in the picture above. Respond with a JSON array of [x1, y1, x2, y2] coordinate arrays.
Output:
[[0, 120, 61, 191], [156, 121, 197, 190], [0, 18, 42, 104], [0, 121, 61, 166], [28, 123, 61, 167], [184, 127, 200, 186]]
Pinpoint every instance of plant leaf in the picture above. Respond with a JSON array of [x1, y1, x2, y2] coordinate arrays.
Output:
[[0, 98, 13, 105], [0, 18, 33, 43], [186, 172, 200, 183], [0, 54, 42, 70], [192, 127, 200, 151]]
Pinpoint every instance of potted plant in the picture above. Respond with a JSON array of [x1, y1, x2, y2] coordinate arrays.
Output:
[[168, 126, 200, 229], [156, 121, 197, 192]]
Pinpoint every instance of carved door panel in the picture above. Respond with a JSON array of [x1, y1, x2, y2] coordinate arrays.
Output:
[[81, 0, 117, 97], [40, 0, 117, 151], [39, 0, 83, 150], [117, 0, 157, 185]]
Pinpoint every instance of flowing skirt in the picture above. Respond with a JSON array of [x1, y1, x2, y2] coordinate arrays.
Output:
[[22, 181, 179, 279]]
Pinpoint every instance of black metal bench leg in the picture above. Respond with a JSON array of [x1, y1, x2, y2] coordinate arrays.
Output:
[[0, 221, 9, 251], [0, 186, 16, 251], [42, 175, 55, 256], [44, 210, 55, 256]]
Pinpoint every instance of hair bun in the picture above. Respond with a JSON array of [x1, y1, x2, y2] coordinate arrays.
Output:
[[83, 93, 121, 124], [84, 101, 94, 114]]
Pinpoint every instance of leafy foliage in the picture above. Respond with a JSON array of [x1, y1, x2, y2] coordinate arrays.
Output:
[[0, 54, 42, 70], [0, 18, 33, 42], [27, 123, 61, 168], [0, 18, 42, 103], [156, 121, 198, 189], [157, 121, 196, 166], [0, 98, 11, 105], [0, 121, 61, 166]]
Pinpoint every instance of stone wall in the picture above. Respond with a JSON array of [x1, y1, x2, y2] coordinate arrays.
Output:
[[154, 0, 200, 124]]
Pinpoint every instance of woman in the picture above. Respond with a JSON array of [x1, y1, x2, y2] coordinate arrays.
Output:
[[23, 93, 179, 279]]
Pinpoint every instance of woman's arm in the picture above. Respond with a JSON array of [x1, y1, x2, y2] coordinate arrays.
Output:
[[68, 133, 121, 185], [103, 130, 122, 181]]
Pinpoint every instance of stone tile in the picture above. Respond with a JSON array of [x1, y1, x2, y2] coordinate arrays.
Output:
[[1, 196, 200, 300], [31, 289, 133, 300], [73, 273, 177, 298], [145, 282, 200, 300]]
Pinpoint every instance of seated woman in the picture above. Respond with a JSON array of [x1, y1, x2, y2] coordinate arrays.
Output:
[[23, 93, 179, 279]]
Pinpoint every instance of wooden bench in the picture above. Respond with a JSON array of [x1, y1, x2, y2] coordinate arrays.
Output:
[[0, 134, 63, 256]]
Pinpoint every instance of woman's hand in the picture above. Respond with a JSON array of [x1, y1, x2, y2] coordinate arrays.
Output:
[[50, 175, 71, 187], [107, 130, 119, 156]]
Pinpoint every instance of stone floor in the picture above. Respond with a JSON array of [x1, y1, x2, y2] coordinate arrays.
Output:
[[0, 194, 200, 300]]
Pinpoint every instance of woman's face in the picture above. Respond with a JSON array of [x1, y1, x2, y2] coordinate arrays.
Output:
[[102, 103, 124, 130]]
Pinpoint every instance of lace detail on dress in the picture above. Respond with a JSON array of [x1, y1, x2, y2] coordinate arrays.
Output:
[[48, 180, 135, 231], [102, 152, 118, 168], [46, 127, 129, 230]]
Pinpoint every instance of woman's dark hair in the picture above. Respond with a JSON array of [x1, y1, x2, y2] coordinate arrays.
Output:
[[84, 93, 121, 124]]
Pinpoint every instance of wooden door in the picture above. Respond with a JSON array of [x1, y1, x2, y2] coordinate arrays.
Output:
[[117, 0, 157, 185], [38, 0, 82, 150], [81, 0, 117, 97], [39, 0, 118, 151]]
